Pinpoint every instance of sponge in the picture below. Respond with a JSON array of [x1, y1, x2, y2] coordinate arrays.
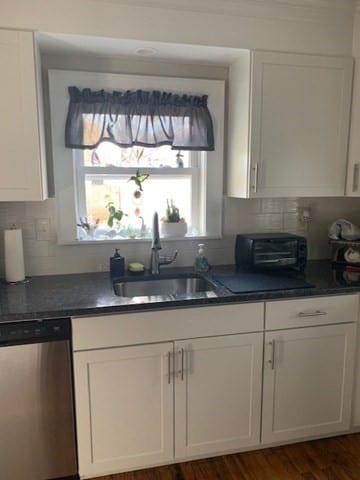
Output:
[[128, 262, 145, 273]]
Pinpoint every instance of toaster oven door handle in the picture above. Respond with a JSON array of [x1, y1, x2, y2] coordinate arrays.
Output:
[[297, 310, 327, 318], [258, 259, 282, 263]]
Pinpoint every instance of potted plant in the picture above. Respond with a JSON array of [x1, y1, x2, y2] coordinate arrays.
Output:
[[106, 201, 126, 229], [160, 199, 187, 237]]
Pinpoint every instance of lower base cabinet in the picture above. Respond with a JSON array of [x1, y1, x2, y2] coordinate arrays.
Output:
[[72, 295, 359, 478], [73, 333, 263, 478], [262, 323, 356, 444], [74, 342, 174, 477], [175, 334, 263, 459]]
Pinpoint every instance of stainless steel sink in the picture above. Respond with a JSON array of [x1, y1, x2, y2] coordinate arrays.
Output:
[[113, 275, 216, 298]]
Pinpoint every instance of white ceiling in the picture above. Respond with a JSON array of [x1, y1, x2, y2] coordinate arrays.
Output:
[[36, 32, 247, 67]]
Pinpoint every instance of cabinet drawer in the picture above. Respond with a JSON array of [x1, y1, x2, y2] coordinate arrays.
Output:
[[72, 303, 264, 351], [265, 294, 359, 330]]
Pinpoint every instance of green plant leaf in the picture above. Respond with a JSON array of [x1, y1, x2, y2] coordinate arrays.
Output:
[[114, 211, 123, 221]]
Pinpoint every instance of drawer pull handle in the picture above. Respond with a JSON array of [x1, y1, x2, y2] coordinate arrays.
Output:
[[298, 310, 327, 318]]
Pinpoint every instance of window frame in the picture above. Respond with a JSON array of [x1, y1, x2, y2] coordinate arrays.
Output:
[[48, 69, 225, 244]]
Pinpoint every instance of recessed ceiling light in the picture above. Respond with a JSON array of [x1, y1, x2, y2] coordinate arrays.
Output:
[[134, 47, 157, 56]]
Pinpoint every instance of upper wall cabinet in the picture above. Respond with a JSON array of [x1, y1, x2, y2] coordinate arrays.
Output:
[[0, 30, 47, 201], [227, 51, 353, 198], [346, 60, 360, 197]]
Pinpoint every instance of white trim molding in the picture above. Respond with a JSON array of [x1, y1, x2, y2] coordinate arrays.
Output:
[[48, 69, 225, 244], [89, 0, 356, 23]]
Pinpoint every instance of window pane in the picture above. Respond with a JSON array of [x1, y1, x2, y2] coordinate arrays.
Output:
[[83, 142, 190, 168], [83, 174, 192, 239]]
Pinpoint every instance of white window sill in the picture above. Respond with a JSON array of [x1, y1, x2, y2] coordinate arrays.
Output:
[[58, 235, 223, 246]]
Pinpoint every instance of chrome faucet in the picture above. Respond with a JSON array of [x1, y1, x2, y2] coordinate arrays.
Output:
[[150, 212, 178, 274]]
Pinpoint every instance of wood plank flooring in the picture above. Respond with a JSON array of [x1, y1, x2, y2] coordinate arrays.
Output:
[[95, 434, 360, 480]]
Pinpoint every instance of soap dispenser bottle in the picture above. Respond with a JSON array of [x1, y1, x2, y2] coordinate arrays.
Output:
[[110, 248, 125, 279], [194, 243, 210, 273]]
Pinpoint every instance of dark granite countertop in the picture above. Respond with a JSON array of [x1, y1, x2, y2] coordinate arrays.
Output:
[[0, 260, 359, 324]]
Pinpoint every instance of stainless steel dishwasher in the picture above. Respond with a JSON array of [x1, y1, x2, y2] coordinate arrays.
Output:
[[0, 318, 78, 480]]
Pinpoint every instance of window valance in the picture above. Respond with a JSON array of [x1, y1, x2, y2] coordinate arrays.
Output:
[[65, 87, 215, 151]]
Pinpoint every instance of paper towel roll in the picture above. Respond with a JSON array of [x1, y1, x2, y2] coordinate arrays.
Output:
[[4, 228, 25, 283]]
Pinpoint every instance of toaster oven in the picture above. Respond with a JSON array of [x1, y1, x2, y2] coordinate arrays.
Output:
[[235, 233, 307, 271]]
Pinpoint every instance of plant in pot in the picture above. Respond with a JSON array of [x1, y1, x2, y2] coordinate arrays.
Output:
[[105, 201, 128, 238], [160, 199, 187, 237]]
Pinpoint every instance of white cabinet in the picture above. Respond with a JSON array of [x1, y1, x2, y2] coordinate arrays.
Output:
[[262, 323, 356, 444], [73, 334, 263, 477], [175, 333, 263, 459], [73, 342, 174, 478], [347, 60, 360, 196], [0, 29, 47, 201], [71, 295, 359, 477], [72, 304, 264, 477], [262, 294, 358, 445], [351, 292, 360, 427], [227, 50, 353, 198]]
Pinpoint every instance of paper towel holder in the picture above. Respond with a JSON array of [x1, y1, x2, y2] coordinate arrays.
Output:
[[3, 224, 28, 284]]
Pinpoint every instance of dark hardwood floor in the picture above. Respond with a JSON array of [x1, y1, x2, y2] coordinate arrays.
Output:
[[95, 434, 360, 480]]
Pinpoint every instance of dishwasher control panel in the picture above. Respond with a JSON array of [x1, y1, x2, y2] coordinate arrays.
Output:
[[0, 318, 70, 345]]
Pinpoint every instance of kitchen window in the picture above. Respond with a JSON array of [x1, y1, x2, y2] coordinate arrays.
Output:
[[48, 70, 225, 244], [75, 143, 204, 239]]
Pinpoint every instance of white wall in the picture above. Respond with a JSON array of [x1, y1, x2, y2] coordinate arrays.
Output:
[[0, 0, 355, 55]]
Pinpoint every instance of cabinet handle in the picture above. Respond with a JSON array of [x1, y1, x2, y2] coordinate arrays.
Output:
[[167, 351, 172, 384], [178, 348, 185, 381], [181, 348, 185, 381], [297, 310, 327, 318], [268, 340, 275, 370], [353, 163, 360, 192], [252, 163, 259, 193]]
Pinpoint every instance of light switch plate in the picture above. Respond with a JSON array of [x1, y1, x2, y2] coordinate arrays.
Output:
[[36, 218, 51, 241]]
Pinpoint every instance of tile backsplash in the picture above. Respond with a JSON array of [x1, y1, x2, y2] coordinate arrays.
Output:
[[0, 196, 359, 277]]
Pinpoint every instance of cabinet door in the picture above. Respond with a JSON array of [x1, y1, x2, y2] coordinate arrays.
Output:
[[73, 343, 174, 477], [262, 323, 356, 444], [347, 60, 360, 196], [0, 30, 46, 201], [175, 333, 263, 459], [250, 51, 353, 197]]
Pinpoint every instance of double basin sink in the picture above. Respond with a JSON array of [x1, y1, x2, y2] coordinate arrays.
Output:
[[113, 273, 217, 299]]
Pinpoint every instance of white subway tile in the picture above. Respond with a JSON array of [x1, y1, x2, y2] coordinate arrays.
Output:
[[261, 198, 284, 213], [253, 213, 284, 231], [1, 195, 360, 275], [24, 240, 49, 258], [283, 212, 301, 231], [282, 198, 300, 213]]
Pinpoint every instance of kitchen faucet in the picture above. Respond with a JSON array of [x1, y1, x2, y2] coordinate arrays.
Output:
[[150, 212, 178, 274]]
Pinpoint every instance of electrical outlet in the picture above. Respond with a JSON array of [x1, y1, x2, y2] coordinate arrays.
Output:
[[297, 208, 312, 224], [36, 218, 51, 241]]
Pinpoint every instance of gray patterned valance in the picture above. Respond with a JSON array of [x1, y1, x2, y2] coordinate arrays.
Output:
[[65, 87, 215, 151]]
